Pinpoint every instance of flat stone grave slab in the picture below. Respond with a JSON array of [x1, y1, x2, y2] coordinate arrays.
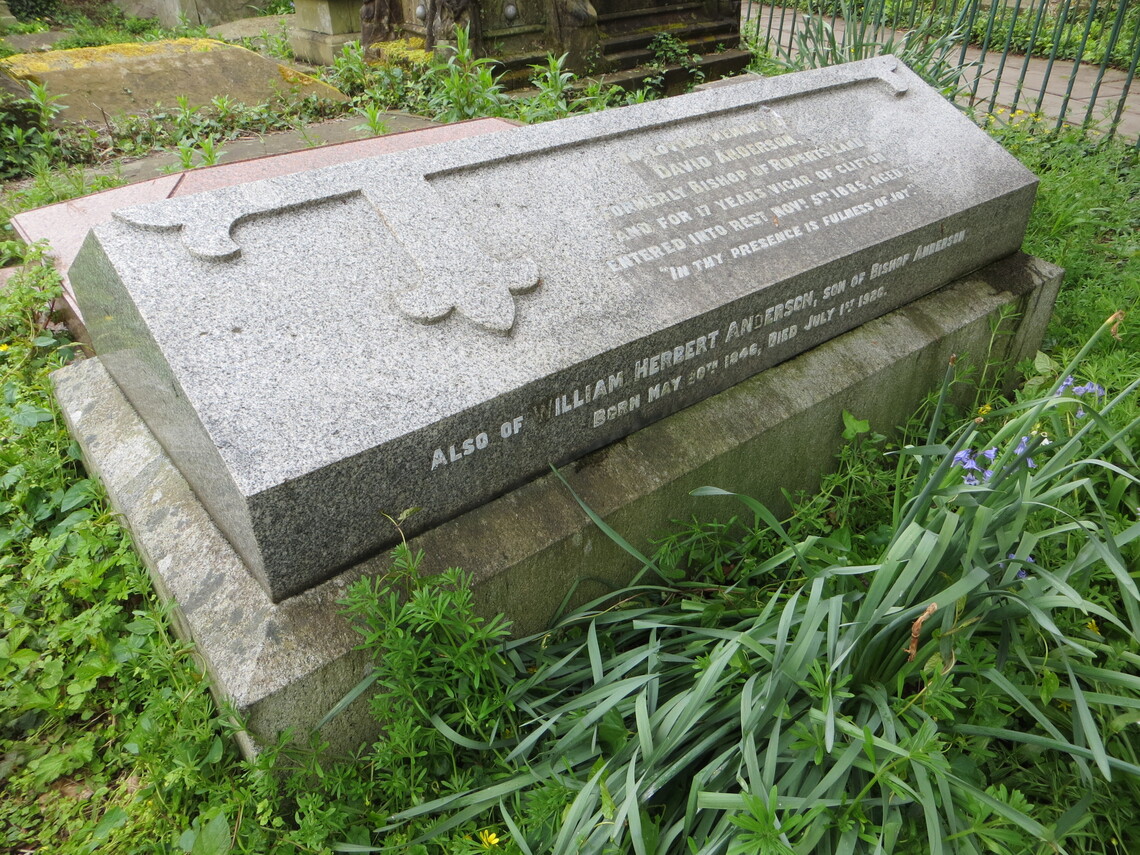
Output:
[[0, 39, 346, 124], [70, 57, 1039, 602]]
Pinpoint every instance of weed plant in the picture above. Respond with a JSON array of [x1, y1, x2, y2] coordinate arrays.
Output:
[[0, 161, 122, 266], [642, 33, 705, 94], [322, 34, 635, 125]]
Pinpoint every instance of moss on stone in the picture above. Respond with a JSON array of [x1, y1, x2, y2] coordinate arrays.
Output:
[[369, 37, 433, 69], [0, 38, 229, 77]]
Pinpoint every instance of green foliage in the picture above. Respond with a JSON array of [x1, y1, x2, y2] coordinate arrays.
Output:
[[323, 35, 634, 125], [760, 0, 1140, 70], [352, 102, 390, 136], [258, 0, 294, 15], [0, 161, 123, 265], [752, 0, 972, 97], [99, 92, 345, 160], [985, 117, 1139, 357], [0, 259, 220, 851], [340, 543, 517, 808], [377, 319, 1139, 853], [7, 0, 58, 22], [0, 82, 65, 179], [41, 2, 208, 47], [425, 27, 512, 122], [643, 32, 705, 95]]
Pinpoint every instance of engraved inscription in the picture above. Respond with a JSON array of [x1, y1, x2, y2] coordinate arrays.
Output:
[[599, 113, 922, 289], [418, 226, 972, 470]]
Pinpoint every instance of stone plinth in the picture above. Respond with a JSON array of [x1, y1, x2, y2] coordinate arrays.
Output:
[[288, 29, 361, 65], [297, 0, 361, 34], [290, 0, 362, 64], [52, 253, 1062, 756]]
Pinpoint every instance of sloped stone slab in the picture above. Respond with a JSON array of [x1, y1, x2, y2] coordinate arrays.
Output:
[[71, 57, 1038, 601]]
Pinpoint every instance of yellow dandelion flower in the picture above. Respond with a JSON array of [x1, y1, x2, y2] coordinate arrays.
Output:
[[977, 403, 993, 416], [0, 343, 9, 351], [478, 829, 502, 849], [1087, 619, 1101, 635]]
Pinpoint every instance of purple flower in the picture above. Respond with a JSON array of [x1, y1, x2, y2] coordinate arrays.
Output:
[[1015, 436, 1031, 455], [954, 449, 980, 471], [1000, 553, 1034, 578], [983, 469, 994, 481], [1072, 382, 1106, 398], [982, 447, 998, 461], [1076, 407, 1086, 419], [1055, 376, 1076, 395], [963, 472, 980, 486]]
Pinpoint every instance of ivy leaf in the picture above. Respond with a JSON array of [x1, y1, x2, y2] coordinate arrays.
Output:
[[10, 405, 53, 427]]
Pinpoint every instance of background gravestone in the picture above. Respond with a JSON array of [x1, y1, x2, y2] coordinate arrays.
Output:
[[366, 0, 747, 83], [0, 39, 347, 124]]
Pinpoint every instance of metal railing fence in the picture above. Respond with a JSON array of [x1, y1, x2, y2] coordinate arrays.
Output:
[[743, 0, 1140, 145]]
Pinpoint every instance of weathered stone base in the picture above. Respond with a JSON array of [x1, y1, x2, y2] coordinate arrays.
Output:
[[288, 29, 361, 65], [51, 253, 1061, 757]]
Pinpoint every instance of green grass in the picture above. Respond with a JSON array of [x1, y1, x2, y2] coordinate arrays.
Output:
[[0, 63, 1138, 855]]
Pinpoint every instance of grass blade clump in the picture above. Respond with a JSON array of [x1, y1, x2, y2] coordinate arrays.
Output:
[[368, 313, 1139, 853]]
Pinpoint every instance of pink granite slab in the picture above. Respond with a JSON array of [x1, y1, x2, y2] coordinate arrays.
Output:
[[11, 118, 518, 341], [169, 118, 518, 195]]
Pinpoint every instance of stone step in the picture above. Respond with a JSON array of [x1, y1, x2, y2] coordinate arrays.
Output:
[[597, 47, 752, 93], [600, 19, 740, 55], [604, 34, 742, 73]]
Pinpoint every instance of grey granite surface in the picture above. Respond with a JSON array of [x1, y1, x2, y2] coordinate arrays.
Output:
[[70, 56, 1039, 600]]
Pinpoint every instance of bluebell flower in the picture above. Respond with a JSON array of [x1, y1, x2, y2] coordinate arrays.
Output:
[[963, 472, 980, 486], [998, 552, 1034, 577], [982, 447, 998, 461], [954, 449, 980, 471], [1072, 381, 1105, 398]]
